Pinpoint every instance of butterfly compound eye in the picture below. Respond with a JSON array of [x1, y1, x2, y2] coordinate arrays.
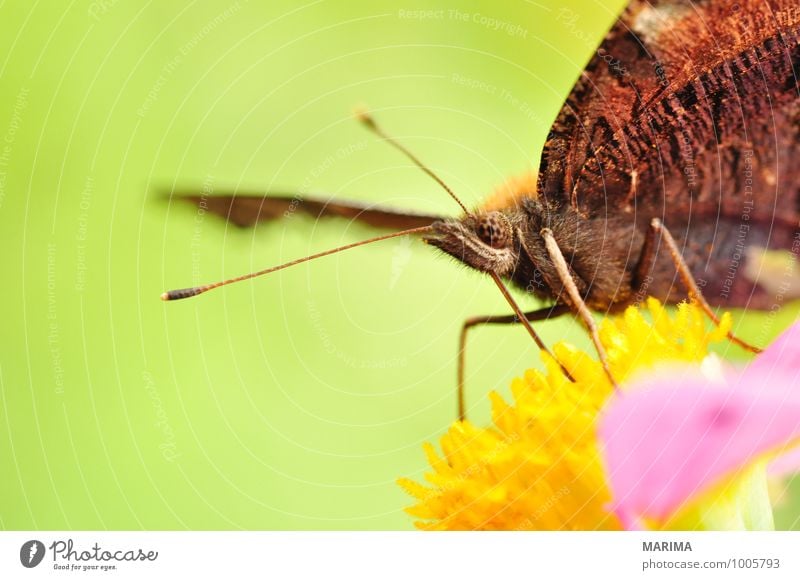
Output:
[[476, 212, 511, 249]]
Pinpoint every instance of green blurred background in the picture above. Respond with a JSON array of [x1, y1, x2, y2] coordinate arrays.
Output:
[[2, 0, 799, 530]]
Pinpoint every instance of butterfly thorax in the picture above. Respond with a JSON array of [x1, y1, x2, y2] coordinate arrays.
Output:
[[510, 199, 643, 311]]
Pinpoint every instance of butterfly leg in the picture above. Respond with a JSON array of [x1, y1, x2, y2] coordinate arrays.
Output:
[[539, 228, 621, 391], [643, 218, 762, 353], [457, 304, 571, 421]]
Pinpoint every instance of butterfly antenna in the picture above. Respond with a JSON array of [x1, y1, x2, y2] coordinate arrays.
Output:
[[161, 225, 432, 301], [355, 108, 470, 215]]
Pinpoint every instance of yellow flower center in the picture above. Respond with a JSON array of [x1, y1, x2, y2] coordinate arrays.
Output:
[[398, 298, 733, 530]]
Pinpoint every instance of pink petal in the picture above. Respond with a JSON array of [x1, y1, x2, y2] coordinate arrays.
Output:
[[743, 321, 800, 382], [599, 374, 800, 526], [768, 445, 800, 477]]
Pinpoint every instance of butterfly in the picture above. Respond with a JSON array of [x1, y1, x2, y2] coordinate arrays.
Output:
[[164, 0, 800, 418]]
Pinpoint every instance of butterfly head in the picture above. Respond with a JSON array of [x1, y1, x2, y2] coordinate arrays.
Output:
[[424, 211, 517, 275]]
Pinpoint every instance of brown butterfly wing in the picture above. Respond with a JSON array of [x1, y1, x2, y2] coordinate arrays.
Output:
[[538, 0, 800, 308], [170, 191, 444, 231]]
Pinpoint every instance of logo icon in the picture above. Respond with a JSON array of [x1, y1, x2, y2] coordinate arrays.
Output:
[[19, 540, 45, 568]]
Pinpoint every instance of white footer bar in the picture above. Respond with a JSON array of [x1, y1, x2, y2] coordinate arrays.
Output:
[[1, 531, 798, 579]]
